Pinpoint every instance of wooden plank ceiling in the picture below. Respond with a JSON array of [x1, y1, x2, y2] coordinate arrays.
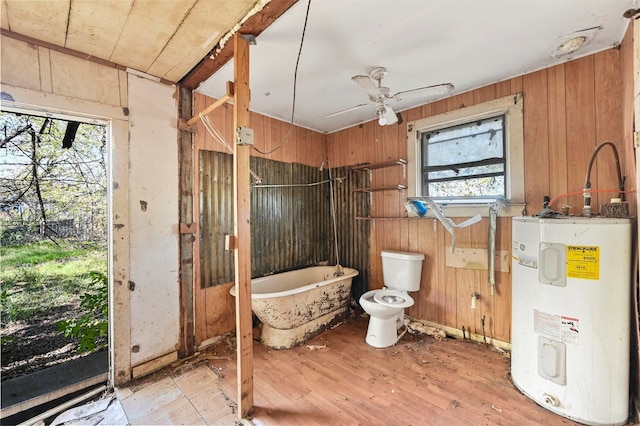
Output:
[[0, 0, 296, 86]]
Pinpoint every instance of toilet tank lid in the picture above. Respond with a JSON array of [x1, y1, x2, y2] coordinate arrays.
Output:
[[381, 250, 425, 260]]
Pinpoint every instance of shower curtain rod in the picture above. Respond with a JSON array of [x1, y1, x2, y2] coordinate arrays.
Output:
[[252, 177, 345, 188]]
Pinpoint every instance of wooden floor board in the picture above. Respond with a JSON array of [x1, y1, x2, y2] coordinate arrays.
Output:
[[207, 316, 579, 425]]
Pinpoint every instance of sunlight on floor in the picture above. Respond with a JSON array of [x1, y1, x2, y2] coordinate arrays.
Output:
[[50, 364, 238, 425]]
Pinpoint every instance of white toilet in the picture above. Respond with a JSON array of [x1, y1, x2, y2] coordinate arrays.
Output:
[[359, 250, 425, 348]]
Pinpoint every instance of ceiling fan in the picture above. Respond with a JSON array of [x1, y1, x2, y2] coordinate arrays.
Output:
[[323, 67, 454, 126]]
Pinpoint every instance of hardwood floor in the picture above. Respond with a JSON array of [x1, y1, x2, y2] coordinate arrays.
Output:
[[209, 315, 579, 426]]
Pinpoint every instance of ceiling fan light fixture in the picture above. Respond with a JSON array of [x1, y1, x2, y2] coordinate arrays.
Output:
[[382, 105, 398, 125], [375, 103, 387, 125], [376, 104, 397, 126]]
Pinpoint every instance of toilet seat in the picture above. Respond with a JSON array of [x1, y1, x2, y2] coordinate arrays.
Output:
[[373, 289, 414, 308]]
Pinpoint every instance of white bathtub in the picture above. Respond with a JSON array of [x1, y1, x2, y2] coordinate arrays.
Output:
[[230, 266, 359, 349]]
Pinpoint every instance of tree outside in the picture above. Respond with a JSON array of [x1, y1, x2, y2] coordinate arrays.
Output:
[[1, 113, 107, 244], [0, 112, 108, 381]]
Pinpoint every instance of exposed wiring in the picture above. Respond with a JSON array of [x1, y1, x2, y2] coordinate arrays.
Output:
[[200, 113, 262, 184], [252, 0, 312, 156], [547, 188, 636, 209], [200, 113, 233, 153]]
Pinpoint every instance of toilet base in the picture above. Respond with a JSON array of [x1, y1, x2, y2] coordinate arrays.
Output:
[[365, 315, 403, 348]]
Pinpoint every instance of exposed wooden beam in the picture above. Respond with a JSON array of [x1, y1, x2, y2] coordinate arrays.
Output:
[[232, 33, 254, 419], [177, 87, 196, 359], [185, 81, 234, 126], [179, 0, 299, 90]]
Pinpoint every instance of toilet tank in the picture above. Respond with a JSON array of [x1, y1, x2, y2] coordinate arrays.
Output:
[[381, 250, 425, 291]]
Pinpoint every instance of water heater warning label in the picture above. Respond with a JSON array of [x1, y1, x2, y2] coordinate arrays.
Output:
[[566, 245, 599, 280], [534, 310, 580, 344], [561, 316, 579, 344]]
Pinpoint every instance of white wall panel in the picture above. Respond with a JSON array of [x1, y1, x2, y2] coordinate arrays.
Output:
[[127, 74, 180, 366]]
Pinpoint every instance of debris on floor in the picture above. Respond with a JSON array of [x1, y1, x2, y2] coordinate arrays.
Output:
[[306, 344, 327, 351], [49, 392, 127, 426], [405, 320, 447, 340], [172, 352, 232, 375], [492, 346, 511, 358]]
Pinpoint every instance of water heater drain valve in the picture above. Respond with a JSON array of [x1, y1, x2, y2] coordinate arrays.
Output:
[[543, 393, 560, 407]]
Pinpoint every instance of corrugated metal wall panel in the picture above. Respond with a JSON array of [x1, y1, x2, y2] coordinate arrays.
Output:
[[332, 166, 370, 300], [200, 151, 234, 288], [202, 153, 364, 287]]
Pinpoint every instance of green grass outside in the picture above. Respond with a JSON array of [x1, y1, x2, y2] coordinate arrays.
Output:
[[0, 240, 107, 322]]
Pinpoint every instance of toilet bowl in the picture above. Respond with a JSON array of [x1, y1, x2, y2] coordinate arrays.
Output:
[[359, 250, 425, 348], [373, 289, 414, 308], [360, 289, 414, 348]]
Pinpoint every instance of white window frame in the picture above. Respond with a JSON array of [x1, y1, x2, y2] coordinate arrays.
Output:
[[407, 93, 525, 217]]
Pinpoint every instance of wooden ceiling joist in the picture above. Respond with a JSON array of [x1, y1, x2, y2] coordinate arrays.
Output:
[[179, 0, 299, 90]]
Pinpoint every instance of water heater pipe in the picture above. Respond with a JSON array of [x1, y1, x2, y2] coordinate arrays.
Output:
[[547, 188, 636, 209], [583, 141, 624, 216]]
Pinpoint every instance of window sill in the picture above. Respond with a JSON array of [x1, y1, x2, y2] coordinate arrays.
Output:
[[406, 202, 526, 218]]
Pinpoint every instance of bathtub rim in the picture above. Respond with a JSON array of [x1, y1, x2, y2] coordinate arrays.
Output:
[[229, 266, 359, 299]]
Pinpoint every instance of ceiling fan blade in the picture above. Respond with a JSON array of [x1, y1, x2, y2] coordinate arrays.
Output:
[[352, 75, 381, 98], [322, 103, 370, 119], [392, 83, 454, 102]]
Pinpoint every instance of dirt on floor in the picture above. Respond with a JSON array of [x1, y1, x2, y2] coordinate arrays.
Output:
[[1, 304, 86, 382]]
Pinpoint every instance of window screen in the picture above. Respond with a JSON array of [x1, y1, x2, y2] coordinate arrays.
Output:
[[421, 115, 506, 202]]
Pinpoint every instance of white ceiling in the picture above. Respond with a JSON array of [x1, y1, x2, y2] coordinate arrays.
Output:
[[197, 0, 635, 134]]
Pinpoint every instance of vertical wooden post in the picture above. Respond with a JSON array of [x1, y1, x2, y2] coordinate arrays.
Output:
[[177, 86, 195, 358], [233, 33, 253, 418]]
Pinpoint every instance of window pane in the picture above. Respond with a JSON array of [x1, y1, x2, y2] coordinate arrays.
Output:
[[424, 116, 504, 166], [421, 114, 506, 200], [428, 176, 505, 198]]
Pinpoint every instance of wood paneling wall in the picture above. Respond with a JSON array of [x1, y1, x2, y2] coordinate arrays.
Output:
[[192, 95, 326, 167], [327, 46, 633, 344]]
